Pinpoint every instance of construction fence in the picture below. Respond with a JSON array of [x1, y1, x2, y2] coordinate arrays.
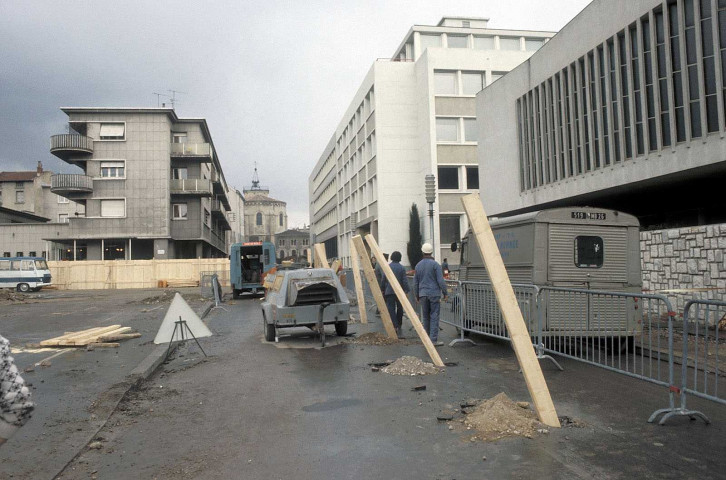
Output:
[[341, 269, 725, 425], [48, 258, 230, 290]]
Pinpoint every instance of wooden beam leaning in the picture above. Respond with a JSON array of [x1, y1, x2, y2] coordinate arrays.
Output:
[[349, 238, 368, 324], [461, 194, 559, 428], [313, 243, 330, 269], [364, 234, 444, 367], [351, 235, 397, 339]]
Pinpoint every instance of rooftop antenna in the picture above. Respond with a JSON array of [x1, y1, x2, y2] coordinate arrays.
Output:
[[152, 92, 170, 107], [168, 89, 187, 110]]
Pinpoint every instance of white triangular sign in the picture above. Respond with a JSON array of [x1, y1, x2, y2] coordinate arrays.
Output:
[[154, 293, 213, 344]]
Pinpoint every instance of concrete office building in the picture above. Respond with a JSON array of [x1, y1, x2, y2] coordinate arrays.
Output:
[[477, 0, 726, 301], [309, 16, 554, 266], [243, 168, 288, 243], [48, 107, 232, 260], [226, 188, 245, 246]]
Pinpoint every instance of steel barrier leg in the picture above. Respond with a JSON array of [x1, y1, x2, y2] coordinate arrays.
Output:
[[449, 289, 475, 347], [535, 343, 564, 371]]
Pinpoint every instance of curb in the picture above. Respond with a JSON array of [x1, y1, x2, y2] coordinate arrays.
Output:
[[51, 300, 216, 479]]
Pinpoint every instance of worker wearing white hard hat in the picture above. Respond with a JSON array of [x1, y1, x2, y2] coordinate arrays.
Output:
[[413, 243, 448, 346]]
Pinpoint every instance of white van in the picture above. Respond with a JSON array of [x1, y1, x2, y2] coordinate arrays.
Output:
[[0, 257, 52, 292]]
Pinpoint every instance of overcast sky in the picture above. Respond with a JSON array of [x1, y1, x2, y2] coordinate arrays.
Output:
[[0, 0, 591, 228]]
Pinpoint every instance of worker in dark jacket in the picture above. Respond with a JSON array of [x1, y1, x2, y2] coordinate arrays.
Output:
[[413, 243, 448, 346], [380, 251, 409, 338]]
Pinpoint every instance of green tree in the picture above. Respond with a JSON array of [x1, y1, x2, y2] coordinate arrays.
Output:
[[407, 203, 423, 269]]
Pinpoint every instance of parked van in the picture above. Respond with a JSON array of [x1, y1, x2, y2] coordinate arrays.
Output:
[[0, 257, 52, 292], [456, 207, 641, 342], [230, 242, 276, 297]]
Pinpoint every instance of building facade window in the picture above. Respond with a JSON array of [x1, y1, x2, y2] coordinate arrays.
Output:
[[99, 123, 125, 140], [525, 38, 545, 51], [438, 166, 459, 189], [57, 194, 69, 204], [172, 168, 188, 180], [436, 118, 459, 141], [439, 215, 462, 245], [473, 36, 495, 50], [434, 71, 457, 95], [256, 212, 263, 226], [279, 213, 283, 226], [58, 213, 69, 223], [419, 34, 441, 52], [463, 118, 478, 142], [499, 37, 521, 51], [100, 199, 125, 217], [15, 190, 24, 204], [462, 72, 485, 95], [100, 161, 125, 178], [172, 132, 187, 143], [172, 203, 188, 219], [466, 166, 479, 189], [448, 35, 468, 48]]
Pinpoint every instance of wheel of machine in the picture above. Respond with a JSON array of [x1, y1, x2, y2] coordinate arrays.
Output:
[[335, 321, 348, 336], [17, 283, 30, 293], [264, 319, 276, 342]]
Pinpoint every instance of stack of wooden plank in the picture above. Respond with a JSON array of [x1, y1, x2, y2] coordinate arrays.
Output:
[[165, 279, 199, 288], [39, 325, 141, 348]]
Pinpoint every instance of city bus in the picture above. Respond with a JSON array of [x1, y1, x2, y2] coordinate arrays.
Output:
[[0, 257, 52, 292]]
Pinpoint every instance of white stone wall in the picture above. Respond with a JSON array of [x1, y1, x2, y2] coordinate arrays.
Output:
[[641, 224, 726, 310]]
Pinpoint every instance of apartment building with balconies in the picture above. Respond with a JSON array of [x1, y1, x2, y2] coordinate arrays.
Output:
[[308, 16, 555, 266], [48, 107, 232, 260]]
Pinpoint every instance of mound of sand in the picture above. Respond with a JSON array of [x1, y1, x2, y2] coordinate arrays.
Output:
[[463, 392, 541, 441], [381, 356, 440, 376], [347, 332, 399, 345]]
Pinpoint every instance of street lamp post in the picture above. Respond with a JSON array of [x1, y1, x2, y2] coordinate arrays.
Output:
[[424, 174, 436, 256]]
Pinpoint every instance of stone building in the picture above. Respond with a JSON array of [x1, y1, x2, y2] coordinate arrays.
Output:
[[275, 228, 310, 262], [243, 167, 287, 243]]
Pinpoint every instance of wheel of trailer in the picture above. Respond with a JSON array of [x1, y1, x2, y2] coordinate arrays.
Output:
[[335, 320, 348, 336], [264, 320, 275, 342], [17, 283, 30, 293]]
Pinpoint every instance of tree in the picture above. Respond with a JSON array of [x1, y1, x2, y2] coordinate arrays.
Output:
[[407, 203, 423, 269]]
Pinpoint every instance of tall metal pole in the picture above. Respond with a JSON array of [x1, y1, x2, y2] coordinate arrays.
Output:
[[424, 174, 437, 256], [428, 203, 435, 254]]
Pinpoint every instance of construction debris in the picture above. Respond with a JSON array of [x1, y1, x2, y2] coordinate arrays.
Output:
[[381, 356, 441, 376], [462, 392, 541, 442], [348, 332, 399, 345], [40, 326, 140, 348], [0, 290, 31, 305]]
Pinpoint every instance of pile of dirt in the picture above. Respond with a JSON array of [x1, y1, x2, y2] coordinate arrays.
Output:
[[347, 332, 399, 345], [381, 356, 440, 376], [136, 290, 205, 305], [463, 392, 541, 441], [0, 290, 28, 305]]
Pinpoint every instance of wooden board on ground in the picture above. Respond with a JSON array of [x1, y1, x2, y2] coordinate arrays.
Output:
[[349, 238, 368, 324], [364, 234, 444, 367], [40, 325, 140, 348], [351, 235, 397, 339], [462, 194, 559, 428], [313, 243, 330, 269]]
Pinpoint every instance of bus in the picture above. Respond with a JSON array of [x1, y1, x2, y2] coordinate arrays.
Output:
[[0, 257, 52, 292]]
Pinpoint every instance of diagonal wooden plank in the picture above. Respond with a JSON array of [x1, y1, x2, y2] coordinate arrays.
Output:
[[349, 238, 368, 324], [365, 234, 444, 367], [462, 194, 559, 428], [313, 243, 330, 268], [351, 235, 397, 339]]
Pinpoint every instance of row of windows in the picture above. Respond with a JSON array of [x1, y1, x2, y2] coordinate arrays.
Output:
[[517, 0, 726, 191], [438, 166, 479, 190], [436, 117, 477, 142], [2, 253, 44, 259], [254, 212, 285, 226], [418, 34, 545, 55], [434, 70, 505, 96], [278, 238, 308, 246]]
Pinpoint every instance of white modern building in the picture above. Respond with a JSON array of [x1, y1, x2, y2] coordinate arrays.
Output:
[[309, 16, 555, 266], [477, 0, 726, 302]]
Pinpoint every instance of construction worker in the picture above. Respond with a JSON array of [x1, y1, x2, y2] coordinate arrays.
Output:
[[413, 243, 448, 346]]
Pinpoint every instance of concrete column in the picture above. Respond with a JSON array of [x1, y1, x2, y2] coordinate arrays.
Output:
[[73, 240, 77, 261], [101, 239, 104, 261]]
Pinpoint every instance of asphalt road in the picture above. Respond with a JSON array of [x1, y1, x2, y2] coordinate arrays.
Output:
[[36, 295, 726, 480], [0, 288, 209, 480]]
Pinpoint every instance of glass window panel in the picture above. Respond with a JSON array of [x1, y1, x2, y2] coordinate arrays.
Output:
[[525, 39, 544, 51], [461, 72, 484, 95], [439, 215, 461, 244], [447, 35, 468, 48], [437, 167, 459, 189], [499, 37, 521, 50], [473, 36, 495, 49], [436, 118, 459, 141], [434, 71, 457, 95], [420, 34, 441, 52], [466, 166, 479, 189], [463, 118, 477, 142]]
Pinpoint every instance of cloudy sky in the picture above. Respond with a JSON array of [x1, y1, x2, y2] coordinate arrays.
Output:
[[0, 0, 591, 228]]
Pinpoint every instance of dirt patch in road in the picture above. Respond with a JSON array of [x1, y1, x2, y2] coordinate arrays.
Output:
[[381, 356, 441, 376], [0, 290, 32, 305], [133, 290, 206, 306], [346, 332, 422, 346], [462, 393, 541, 442]]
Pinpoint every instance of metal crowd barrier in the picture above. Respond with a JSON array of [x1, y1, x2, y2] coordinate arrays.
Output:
[[649, 299, 726, 425]]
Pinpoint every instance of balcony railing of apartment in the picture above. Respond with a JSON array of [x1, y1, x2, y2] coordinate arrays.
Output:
[[169, 179, 212, 196], [50, 134, 94, 161], [50, 174, 94, 195], [170, 143, 211, 157]]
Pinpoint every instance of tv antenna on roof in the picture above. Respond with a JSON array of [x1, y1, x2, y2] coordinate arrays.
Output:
[[168, 89, 187, 110], [152, 92, 170, 107]]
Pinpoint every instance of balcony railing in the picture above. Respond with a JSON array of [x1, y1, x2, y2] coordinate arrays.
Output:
[[50, 134, 94, 161], [170, 142, 211, 157], [170, 179, 212, 196], [50, 174, 93, 195]]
